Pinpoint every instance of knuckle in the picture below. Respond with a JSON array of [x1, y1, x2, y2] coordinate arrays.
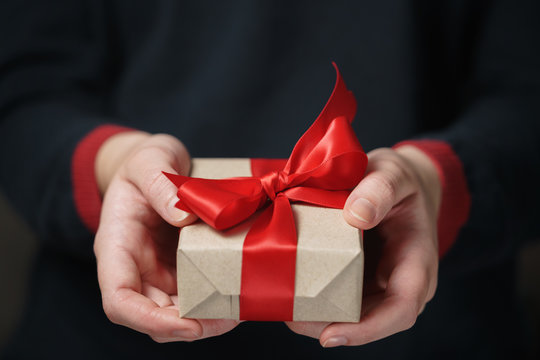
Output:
[[426, 277, 438, 302], [139, 307, 172, 338], [148, 134, 191, 168], [417, 267, 431, 290], [103, 289, 130, 326], [403, 305, 418, 330], [150, 336, 169, 344], [144, 144, 177, 168], [369, 151, 418, 199], [384, 155, 415, 187], [127, 141, 175, 172], [126, 143, 189, 200], [139, 307, 161, 334], [151, 133, 183, 148], [143, 168, 170, 199], [397, 296, 420, 331], [368, 172, 399, 203], [102, 298, 120, 325]]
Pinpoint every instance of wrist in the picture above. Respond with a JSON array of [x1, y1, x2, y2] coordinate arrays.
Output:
[[95, 131, 151, 195]]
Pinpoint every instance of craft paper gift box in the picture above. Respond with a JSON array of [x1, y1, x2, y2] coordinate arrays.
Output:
[[176, 158, 364, 322], [166, 64, 367, 322]]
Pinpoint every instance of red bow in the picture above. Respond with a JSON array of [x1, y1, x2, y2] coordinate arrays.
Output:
[[165, 63, 367, 320]]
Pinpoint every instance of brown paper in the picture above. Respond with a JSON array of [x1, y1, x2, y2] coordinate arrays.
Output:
[[177, 158, 363, 322]]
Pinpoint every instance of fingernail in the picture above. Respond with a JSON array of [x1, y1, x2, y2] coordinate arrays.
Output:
[[172, 208, 190, 223], [323, 336, 348, 348], [350, 198, 376, 223], [169, 198, 190, 222], [172, 329, 200, 340]]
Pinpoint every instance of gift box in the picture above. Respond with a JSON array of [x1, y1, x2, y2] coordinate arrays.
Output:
[[176, 158, 364, 322], [166, 63, 367, 322]]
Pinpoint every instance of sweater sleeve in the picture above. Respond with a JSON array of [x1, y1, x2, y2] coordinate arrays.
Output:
[[0, 1, 121, 258], [72, 125, 134, 234]]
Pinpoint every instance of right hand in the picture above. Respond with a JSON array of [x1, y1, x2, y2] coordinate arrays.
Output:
[[93, 131, 240, 343]]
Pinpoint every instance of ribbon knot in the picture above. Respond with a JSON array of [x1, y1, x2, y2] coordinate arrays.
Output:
[[164, 63, 368, 321], [259, 170, 289, 200]]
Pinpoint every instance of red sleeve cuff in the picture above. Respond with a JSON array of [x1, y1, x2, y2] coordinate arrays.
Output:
[[71, 125, 134, 233], [394, 140, 471, 258]]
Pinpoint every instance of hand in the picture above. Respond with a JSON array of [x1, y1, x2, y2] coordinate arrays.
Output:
[[286, 145, 441, 347], [93, 131, 240, 342]]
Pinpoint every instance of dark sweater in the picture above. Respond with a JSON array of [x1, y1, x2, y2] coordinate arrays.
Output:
[[1, 1, 539, 359]]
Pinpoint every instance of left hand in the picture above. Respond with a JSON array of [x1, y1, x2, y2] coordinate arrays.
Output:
[[286, 145, 442, 347]]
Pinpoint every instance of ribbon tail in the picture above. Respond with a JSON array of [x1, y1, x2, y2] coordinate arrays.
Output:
[[162, 171, 190, 188], [283, 187, 350, 209], [240, 194, 297, 321]]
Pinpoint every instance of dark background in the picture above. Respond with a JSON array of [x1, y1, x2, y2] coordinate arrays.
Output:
[[1, 1, 539, 358], [1, 191, 540, 356]]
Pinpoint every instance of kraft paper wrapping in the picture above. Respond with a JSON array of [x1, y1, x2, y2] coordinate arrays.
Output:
[[177, 158, 363, 322]]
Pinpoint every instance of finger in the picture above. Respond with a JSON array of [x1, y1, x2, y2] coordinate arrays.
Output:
[[142, 283, 175, 308], [375, 203, 439, 303], [196, 319, 242, 339], [344, 148, 417, 230], [96, 222, 238, 342], [122, 134, 197, 227], [319, 253, 432, 348], [285, 321, 331, 339], [95, 207, 198, 340], [96, 229, 199, 339], [151, 319, 241, 343], [96, 183, 178, 293], [320, 294, 416, 347], [104, 287, 202, 340]]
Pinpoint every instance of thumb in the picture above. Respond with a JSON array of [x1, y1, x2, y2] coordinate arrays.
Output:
[[343, 148, 416, 230], [121, 133, 198, 227]]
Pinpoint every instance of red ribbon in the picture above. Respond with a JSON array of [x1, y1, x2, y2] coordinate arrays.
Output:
[[164, 63, 367, 321]]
